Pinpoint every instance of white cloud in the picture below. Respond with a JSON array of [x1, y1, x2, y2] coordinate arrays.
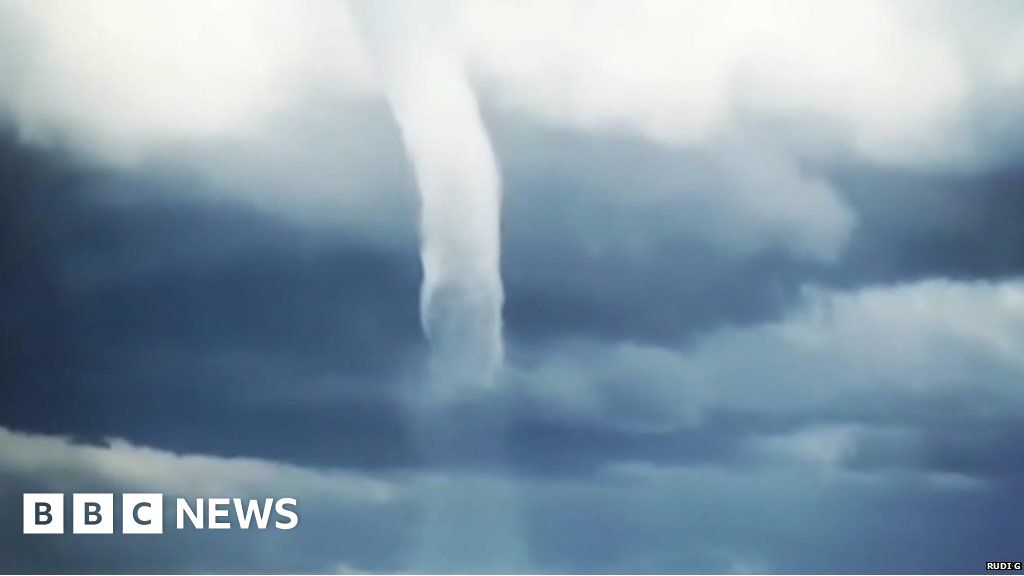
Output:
[[3, 0, 1021, 169], [750, 424, 864, 470], [1, 1, 1022, 259], [0, 426, 399, 503], [459, 0, 980, 167], [1, 0, 373, 164]]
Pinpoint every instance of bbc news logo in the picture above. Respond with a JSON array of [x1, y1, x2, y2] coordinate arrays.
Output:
[[23, 493, 298, 534]]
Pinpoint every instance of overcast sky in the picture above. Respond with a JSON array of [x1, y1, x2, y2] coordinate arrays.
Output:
[[2, 1, 1024, 573]]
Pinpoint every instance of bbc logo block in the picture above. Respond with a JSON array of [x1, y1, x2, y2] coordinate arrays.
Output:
[[23, 494, 63, 534], [72, 493, 113, 534], [23, 493, 164, 535], [122, 493, 163, 534]]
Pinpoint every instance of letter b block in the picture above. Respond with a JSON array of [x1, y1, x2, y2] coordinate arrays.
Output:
[[23, 493, 63, 534], [73, 493, 113, 534]]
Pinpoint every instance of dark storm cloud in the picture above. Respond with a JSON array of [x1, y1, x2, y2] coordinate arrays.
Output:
[[495, 115, 822, 346], [847, 415, 1024, 479], [0, 129, 425, 468], [493, 112, 1024, 347], [830, 164, 1024, 283], [6, 116, 1024, 482]]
